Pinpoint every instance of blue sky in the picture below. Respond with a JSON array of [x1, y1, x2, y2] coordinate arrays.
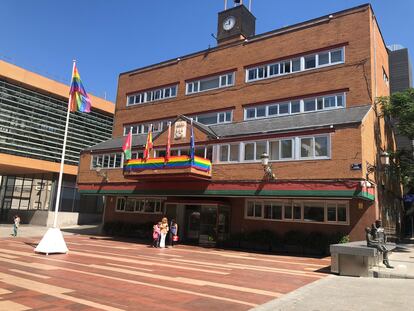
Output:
[[1, 1, 413, 102]]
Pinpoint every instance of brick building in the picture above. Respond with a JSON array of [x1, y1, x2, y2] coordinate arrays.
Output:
[[78, 3, 400, 243]]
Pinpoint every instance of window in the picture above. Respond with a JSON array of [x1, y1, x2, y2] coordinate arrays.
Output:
[[127, 85, 177, 106], [318, 52, 329, 66], [246, 46, 345, 82], [194, 110, 232, 125], [219, 145, 229, 162], [131, 151, 144, 159], [255, 141, 267, 160], [244, 93, 345, 120], [269, 141, 279, 160], [244, 143, 255, 161], [315, 136, 328, 157], [280, 139, 293, 159], [124, 119, 171, 136], [264, 202, 283, 220], [304, 55, 316, 69], [383, 68, 389, 86], [116, 198, 126, 211], [246, 200, 348, 223], [293, 203, 301, 220], [303, 202, 324, 222], [91, 153, 123, 169], [327, 203, 348, 223], [304, 98, 316, 112], [116, 198, 163, 214], [246, 201, 262, 217], [330, 49, 343, 63], [213, 135, 328, 164], [301, 138, 313, 158], [301, 136, 329, 159], [186, 72, 235, 94]]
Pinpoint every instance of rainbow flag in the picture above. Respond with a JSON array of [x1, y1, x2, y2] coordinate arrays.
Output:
[[124, 155, 211, 173], [69, 64, 91, 113]]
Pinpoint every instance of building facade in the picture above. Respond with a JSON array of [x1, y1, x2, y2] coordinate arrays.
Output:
[[0, 60, 114, 226], [78, 4, 399, 243]]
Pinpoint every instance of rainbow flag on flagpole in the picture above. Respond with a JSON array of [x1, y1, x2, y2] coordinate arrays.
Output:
[[69, 64, 91, 113]]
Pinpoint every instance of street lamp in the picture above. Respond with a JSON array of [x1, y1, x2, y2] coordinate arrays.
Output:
[[95, 164, 109, 182], [366, 151, 390, 180], [260, 153, 275, 180]]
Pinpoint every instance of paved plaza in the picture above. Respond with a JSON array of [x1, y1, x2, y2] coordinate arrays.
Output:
[[0, 226, 330, 310]]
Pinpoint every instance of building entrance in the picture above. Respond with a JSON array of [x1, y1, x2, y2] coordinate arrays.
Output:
[[165, 202, 230, 245]]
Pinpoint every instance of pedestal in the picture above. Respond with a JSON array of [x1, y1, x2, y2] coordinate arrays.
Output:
[[34, 227, 69, 255]]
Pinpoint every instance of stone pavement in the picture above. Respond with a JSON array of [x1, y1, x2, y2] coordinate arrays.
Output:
[[251, 274, 414, 311], [252, 243, 414, 311], [0, 230, 330, 310], [370, 242, 414, 278]]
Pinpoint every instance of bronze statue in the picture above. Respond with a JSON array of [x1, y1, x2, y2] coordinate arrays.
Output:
[[365, 220, 393, 269]]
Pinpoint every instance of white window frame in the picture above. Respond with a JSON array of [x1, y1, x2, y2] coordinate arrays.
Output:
[[244, 93, 346, 121], [123, 119, 171, 136], [115, 197, 164, 214], [212, 135, 329, 164], [126, 85, 177, 107], [245, 199, 349, 224], [186, 72, 235, 95], [91, 153, 123, 169], [245, 47, 345, 83]]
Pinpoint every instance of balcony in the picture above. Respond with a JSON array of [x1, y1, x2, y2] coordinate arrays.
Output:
[[123, 155, 212, 180]]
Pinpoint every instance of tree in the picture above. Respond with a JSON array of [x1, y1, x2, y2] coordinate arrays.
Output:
[[378, 88, 414, 188]]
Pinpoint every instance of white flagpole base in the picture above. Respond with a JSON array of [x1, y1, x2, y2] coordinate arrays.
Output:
[[34, 228, 69, 255]]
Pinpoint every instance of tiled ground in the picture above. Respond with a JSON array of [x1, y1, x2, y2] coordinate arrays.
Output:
[[0, 235, 330, 310]]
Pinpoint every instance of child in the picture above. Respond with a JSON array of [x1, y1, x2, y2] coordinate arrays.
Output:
[[169, 219, 178, 247], [152, 222, 161, 247], [13, 215, 20, 237]]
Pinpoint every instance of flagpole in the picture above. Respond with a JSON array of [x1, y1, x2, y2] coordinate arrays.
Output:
[[34, 60, 75, 255], [52, 59, 76, 228]]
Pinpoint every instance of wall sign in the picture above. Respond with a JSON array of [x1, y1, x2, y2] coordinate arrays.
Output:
[[350, 163, 362, 170], [174, 121, 187, 140]]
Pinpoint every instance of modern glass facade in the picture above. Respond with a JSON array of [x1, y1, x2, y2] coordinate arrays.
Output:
[[0, 79, 113, 165]]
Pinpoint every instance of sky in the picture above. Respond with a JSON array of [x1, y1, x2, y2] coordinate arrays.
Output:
[[1, 0, 413, 102]]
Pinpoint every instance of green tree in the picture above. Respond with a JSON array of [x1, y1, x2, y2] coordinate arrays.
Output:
[[378, 88, 414, 188]]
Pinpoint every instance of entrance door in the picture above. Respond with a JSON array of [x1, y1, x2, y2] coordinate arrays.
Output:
[[184, 205, 201, 242]]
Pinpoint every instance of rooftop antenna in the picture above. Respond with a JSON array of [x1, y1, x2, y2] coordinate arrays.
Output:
[[224, 0, 227, 10]]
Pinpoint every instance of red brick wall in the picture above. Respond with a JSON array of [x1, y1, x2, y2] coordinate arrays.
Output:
[[113, 6, 373, 138]]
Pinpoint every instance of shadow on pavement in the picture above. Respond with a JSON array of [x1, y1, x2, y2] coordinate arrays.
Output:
[[61, 225, 103, 236]]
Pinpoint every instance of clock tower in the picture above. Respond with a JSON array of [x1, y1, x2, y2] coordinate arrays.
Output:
[[216, 3, 256, 45]]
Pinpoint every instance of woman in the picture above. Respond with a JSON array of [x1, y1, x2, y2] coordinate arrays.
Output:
[[169, 219, 178, 247], [159, 217, 169, 248]]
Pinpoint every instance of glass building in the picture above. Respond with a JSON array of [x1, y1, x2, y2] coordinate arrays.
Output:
[[0, 60, 114, 224]]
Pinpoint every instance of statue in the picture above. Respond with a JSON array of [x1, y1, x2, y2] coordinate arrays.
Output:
[[365, 220, 393, 269]]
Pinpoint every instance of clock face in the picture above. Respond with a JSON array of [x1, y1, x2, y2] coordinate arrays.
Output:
[[223, 16, 236, 31]]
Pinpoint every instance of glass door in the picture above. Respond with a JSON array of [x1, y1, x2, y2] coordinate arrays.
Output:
[[217, 205, 230, 241], [184, 205, 201, 242], [199, 205, 218, 246]]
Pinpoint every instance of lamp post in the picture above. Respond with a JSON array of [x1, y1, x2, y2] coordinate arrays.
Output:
[[96, 164, 109, 182], [366, 151, 390, 180], [260, 153, 275, 180]]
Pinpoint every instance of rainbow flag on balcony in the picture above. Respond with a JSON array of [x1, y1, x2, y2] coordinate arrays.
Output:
[[124, 155, 211, 172]]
